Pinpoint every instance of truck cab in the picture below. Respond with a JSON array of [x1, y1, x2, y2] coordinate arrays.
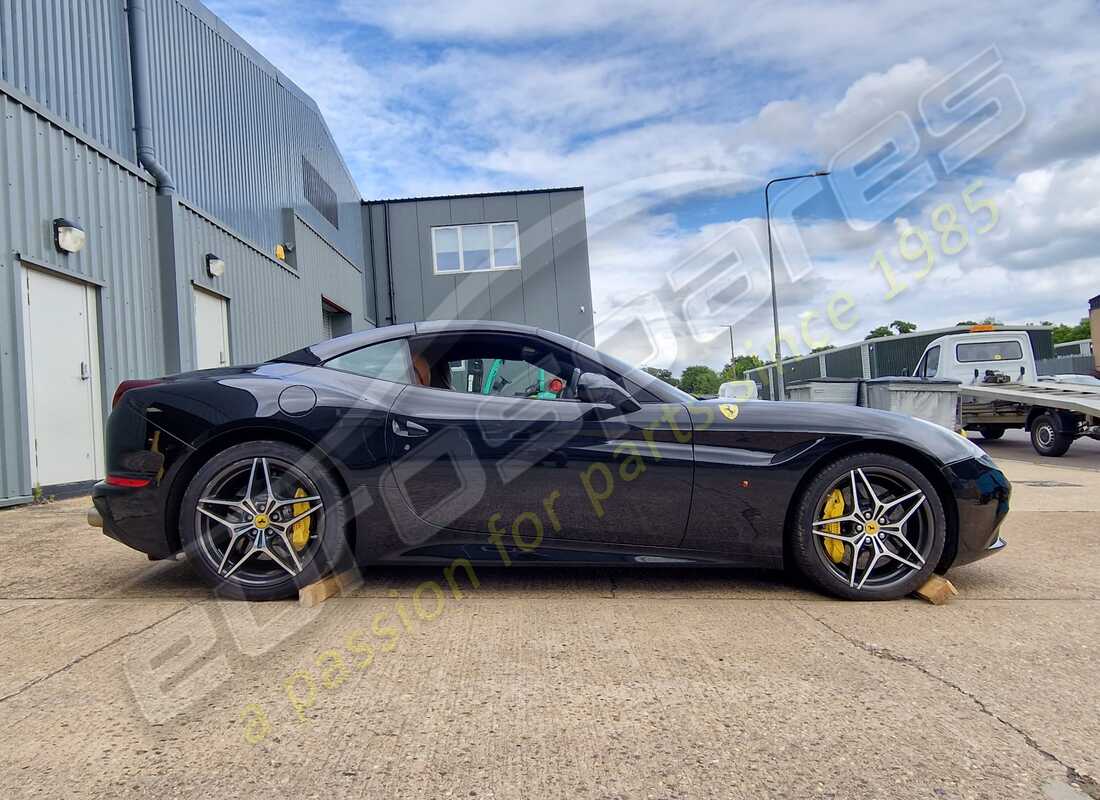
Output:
[[914, 327, 1099, 457], [914, 329, 1036, 385]]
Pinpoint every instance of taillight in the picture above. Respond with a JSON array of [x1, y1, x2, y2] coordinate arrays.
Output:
[[105, 475, 151, 488], [112, 379, 163, 409]]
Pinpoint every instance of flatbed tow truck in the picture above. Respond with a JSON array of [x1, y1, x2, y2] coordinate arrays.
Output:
[[913, 327, 1100, 457]]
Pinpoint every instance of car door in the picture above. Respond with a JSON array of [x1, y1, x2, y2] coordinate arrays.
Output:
[[386, 335, 694, 549]]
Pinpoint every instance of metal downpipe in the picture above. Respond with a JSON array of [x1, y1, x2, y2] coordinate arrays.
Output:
[[126, 0, 176, 195]]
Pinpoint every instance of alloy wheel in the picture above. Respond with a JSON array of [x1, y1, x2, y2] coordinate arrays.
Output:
[[194, 456, 325, 587], [810, 466, 934, 591]]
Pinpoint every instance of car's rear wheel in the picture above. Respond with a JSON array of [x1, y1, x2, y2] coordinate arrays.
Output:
[[790, 452, 945, 600], [1030, 413, 1073, 457], [179, 441, 350, 600]]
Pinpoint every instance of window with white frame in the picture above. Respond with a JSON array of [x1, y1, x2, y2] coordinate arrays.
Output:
[[432, 222, 521, 274]]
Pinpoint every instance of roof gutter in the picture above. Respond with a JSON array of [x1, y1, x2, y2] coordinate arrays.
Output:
[[126, 0, 175, 195]]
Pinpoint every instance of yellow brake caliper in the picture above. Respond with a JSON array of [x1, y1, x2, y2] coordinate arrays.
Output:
[[822, 489, 846, 563], [290, 487, 312, 551]]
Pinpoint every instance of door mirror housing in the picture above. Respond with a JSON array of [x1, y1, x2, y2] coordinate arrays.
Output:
[[577, 372, 642, 416]]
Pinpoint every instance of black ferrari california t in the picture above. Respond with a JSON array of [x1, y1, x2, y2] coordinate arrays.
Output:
[[91, 320, 1009, 601]]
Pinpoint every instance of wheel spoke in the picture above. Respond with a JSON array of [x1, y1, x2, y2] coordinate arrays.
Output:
[[881, 488, 923, 515], [848, 536, 866, 587], [223, 541, 261, 578], [848, 470, 864, 516], [273, 530, 303, 573], [881, 548, 921, 572], [198, 506, 240, 530], [261, 535, 298, 576], [856, 540, 882, 590], [261, 458, 277, 508], [812, 528, 860, 543], [883, 528, 926, 564], [198, 497, 245, 509], [243, 458, 260, 507], [270, 494, 321, 510], [217, 528, 251, 574], [281, 503, 323, 528], [856, 468, 880, 510], [812, 513, 860, 527], [892, 494, 926, 527]]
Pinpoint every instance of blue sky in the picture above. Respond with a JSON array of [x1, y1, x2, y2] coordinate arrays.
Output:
[[208, 0, 1100, 370]]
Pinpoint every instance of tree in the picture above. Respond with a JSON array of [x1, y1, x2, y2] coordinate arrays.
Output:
[[642, 366, 680, 388], [678, 365, 721, 396], [1051, 317, 1091, 344], [866, 320, 917, 339], [719, 354, 765, 382]]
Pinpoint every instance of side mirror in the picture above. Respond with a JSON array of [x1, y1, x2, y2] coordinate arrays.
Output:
[[577, 372, 641, 416]]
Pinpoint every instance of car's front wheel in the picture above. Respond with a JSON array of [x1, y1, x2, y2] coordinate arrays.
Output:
[[179, 441, 350, 600], [790, 452, 945, 600]]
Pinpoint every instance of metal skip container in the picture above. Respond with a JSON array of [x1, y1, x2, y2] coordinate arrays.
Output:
[[863, 377, 962, 430], [785, 378, 862, 405]]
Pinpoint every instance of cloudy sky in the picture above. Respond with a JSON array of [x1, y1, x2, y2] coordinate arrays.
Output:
[[209, 0, 1100, 372]]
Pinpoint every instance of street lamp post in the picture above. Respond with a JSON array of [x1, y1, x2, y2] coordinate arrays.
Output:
[[765, 170, 830, 400], [725, 324, 735, 377]]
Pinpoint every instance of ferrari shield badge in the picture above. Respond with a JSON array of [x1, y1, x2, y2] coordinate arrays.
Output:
[[719, 403, 739, 420]]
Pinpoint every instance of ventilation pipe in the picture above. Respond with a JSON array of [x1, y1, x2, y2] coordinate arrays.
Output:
[[126, 0, 175, 194]]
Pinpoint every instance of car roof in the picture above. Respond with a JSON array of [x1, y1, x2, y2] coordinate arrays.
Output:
[[274, 320, 545, 365]]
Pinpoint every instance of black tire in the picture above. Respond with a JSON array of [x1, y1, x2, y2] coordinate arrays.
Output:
[[1030, 413, 1072, 457], [179, 440, 351, 600], [790, 452, 946, 601], [976, 425, 1005, 440]]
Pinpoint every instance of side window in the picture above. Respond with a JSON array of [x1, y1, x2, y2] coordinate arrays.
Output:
[[324, 339, 413, 384], [925, 345, 941, 378], [450, 357, 568, 399]]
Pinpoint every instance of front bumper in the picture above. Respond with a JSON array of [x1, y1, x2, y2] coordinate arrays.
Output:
[[941, 457, 1011, 568]]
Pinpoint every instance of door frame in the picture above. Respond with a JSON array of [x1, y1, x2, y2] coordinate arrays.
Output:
[[18, 262, 106, 488], [191, 283, 232, 368]]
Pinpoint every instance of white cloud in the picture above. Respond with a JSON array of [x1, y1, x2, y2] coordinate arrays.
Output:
[[208, 0, 1100, 372]]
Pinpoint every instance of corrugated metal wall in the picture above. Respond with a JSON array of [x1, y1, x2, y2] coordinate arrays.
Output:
[[824, 346, 864, 378], [0, 88, 161, 502], [293, 215, 374, 329], [0, 0, 136, 160], [868, 333, 941, 378], [176, 202, 321, 364], [143, 0, 364, 264], [375, 189, 595, 345], [0, 0, 365, 271], [784, 357, 821, 385]]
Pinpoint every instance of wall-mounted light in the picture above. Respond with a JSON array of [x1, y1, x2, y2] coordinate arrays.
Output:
[[274, 243, 294, 261], [53, 218, 86, 254], [205, 253, 226, 278]]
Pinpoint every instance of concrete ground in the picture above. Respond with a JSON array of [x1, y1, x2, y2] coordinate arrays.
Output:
[[1, 447, 1098, 799]]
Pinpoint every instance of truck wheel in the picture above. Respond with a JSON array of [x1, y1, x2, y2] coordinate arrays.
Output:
[[1031, 413, 1072, 457], [976, 425, 1006, 440]]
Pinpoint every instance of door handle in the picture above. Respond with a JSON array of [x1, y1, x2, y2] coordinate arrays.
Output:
[[79, 361, 91, 381], [392, 419, 429, 438]]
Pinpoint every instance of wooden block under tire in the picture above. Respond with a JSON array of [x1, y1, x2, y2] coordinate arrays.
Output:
[[298, 569, 361, 607], [914, 574, 958, 605]]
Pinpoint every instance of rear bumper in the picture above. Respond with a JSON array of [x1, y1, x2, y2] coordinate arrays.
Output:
[[92, 481, 176, 559], [941, 457, 1011, 568]]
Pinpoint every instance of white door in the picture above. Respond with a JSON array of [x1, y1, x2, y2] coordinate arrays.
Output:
[[22, 268, 104, 486], [194, 288, 230, 369]]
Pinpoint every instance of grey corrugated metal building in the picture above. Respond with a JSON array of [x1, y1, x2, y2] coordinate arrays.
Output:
[[0, 0, 594, 505]]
